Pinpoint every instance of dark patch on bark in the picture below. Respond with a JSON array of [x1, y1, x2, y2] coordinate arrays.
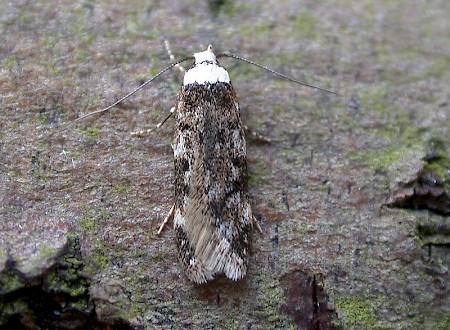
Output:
[[0, 236, 136, 330], [280, 271, 341, 330], [387, 169, 450, 215], [388, 139, 450, 215]]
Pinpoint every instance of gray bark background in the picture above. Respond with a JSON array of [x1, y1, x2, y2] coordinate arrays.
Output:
[[1, 0, 449, 329]]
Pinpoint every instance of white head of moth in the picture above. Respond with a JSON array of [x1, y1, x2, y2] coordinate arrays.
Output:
[[183, 45, 230, 85], [77, 44, 338, 284]]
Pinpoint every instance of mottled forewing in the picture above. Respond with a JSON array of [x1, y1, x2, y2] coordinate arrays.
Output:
[[173, 82, 252, 283]]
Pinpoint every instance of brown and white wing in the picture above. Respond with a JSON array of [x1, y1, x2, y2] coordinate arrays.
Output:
[[173, 82, 253, 283]]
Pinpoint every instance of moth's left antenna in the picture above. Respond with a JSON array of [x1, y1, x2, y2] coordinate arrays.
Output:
[[76, 56, 192, 121]]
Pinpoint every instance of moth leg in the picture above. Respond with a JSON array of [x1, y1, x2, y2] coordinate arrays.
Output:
[[165, 40, 186, 73], [131, 40, 185, 138], [244, 125, 271, 144], [157, 204, 175, 235], [131, 106, 176, 137], [252, 215, 263, 234]]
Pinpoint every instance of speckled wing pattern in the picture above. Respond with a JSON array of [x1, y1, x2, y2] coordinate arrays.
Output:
[[172, 50, 253, 283]]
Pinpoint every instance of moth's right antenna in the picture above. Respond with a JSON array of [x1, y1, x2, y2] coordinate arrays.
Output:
[[218, 53, 340, 96]]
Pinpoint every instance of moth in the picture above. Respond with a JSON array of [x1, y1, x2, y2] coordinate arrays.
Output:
[[166, 45, 252, 283], [78, 44, 337, 284]]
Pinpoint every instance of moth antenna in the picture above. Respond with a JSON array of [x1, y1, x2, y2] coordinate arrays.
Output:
[[218, 53, 340, 96], [129, 40, 187, 137], [76, 56, 193, 121]]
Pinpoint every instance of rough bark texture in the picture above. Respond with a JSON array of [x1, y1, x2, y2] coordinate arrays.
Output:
[[1, 1, 449, 329]]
